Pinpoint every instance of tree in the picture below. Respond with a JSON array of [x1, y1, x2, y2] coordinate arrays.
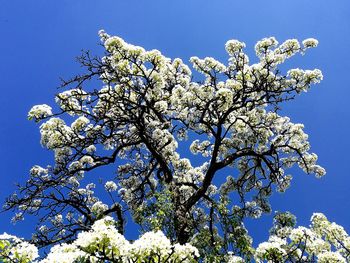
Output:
[[2, 31, 348, 262]]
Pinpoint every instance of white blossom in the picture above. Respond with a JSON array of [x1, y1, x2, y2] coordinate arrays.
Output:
[[303, 38, 319, 48], [91, 201, 108, 215], [28, 104, 52, 121], [225, 39, 246, 55], [104, 181, 118, 192]]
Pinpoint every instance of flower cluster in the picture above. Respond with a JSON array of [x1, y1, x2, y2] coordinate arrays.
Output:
[[0, 233, 39, 263], [3, 212, 350, 262], [255, 212, 350, 262], [28, 104, 52, 121], [1, 217, 199, 263]]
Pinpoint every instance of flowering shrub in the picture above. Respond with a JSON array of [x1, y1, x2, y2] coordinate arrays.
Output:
[[255, 212, 350, 262], [1, 217, 198, 262], [2, 213, 350, 262]]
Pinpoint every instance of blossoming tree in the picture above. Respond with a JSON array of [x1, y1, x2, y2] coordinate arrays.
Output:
[[1, 31, 349, 262]]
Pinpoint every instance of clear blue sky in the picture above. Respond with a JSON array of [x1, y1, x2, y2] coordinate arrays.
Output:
[[0, 0, 349, 246]]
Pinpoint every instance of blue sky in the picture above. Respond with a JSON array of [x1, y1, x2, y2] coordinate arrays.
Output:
[[0, 0, 350, 246]]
